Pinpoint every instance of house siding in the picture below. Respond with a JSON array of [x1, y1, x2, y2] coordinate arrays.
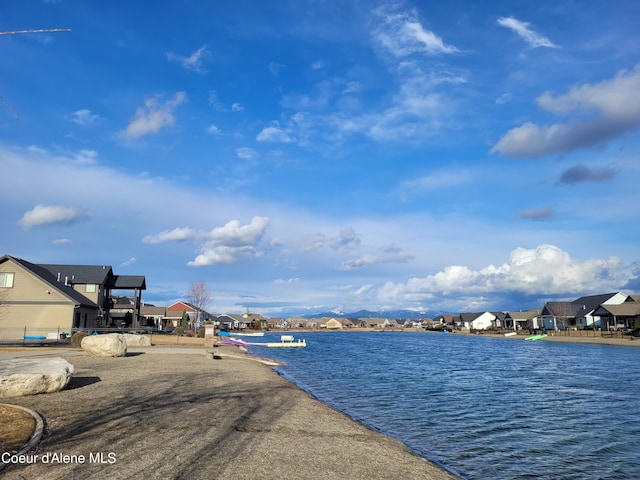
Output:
[[0, 258, 97, 331]]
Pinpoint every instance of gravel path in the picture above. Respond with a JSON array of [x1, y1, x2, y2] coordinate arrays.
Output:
[[1, 346, 458, 480]]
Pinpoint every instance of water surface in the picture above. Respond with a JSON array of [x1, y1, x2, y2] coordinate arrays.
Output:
[[247, 332, 640, 480]]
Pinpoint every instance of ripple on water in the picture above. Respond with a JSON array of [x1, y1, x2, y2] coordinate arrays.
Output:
[[253, 332, 640, 480]]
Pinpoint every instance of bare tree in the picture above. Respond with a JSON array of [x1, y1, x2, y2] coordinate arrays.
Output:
[[186, 280, 213, 329]]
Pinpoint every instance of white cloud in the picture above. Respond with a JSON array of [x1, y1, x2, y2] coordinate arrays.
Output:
[[70, 109, 102, 125], [497, 16, 557, 48], [167, 45, 211, 73], [231, 102, 244, 112], [122, 92, 187, 139], [373, 6, 458, 57], [376, 245, 631, 304], [492, 64, 640, 158], [120, 257, 137, 267], [206, 216, 269, 246], [236, 147, 256, 160], [52, 238, 72, 245], [257, 121, 295, 143], [340, 245, 413, 270], [143, 227, 197, 244], [206, 124, 222, 136], [73, 149, 99, 165], [188, 217, 269, 266], [18, 204, 88, 229]]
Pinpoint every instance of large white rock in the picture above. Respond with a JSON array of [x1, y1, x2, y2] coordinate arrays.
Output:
[[123, 333, 152, 347], [81, 333, 127, 357], [0, 357, 74, 398]]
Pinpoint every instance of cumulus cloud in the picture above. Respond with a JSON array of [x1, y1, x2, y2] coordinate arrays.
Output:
[[188, 217, 269, 266], [372, 5, 458, 56], [492, 64, 640, 158], [518, 207, 555, 221], [558, 165, 617, 184], [18, 204, 88, 229], [143, 227, 197, 244], [497, 16, 557, 48], [167, 45, 211, 73], [70, 108, 102, 125], [256, 121, 295, 143], [122, 92, 187, 139], [376, 245, 631, 305]]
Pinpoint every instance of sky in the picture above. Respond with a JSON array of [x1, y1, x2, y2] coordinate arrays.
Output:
[[1, 0, 639, 316]]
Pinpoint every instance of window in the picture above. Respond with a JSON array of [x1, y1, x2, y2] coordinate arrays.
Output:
[[85, 284, 97, 293], [0, 272, 15, 288]]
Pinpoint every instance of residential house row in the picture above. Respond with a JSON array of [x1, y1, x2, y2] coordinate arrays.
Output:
[[435, 292, 640, 333]]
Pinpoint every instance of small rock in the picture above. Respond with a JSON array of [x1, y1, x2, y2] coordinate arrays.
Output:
[[81, 333, 127, 357], [0, 357, 74, 397]]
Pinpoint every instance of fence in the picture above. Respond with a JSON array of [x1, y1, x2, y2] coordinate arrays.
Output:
[[0, 326, 158, 345], [0, 327, 69, 345]]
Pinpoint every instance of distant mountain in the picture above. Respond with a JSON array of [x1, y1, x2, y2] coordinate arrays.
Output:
[[301, 309, 448, 320]]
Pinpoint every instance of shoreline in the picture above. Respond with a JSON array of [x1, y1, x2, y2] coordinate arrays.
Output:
[[0, 345, 459, 480]]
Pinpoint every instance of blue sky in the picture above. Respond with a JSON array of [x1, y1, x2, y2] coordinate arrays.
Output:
[[2, 0, 639, 316]]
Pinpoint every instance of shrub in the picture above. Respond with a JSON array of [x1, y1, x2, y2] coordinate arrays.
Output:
[[70, 331, 89, 348]]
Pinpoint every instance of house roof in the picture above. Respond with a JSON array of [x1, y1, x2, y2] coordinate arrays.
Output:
[[571, 292, 621, 315], [106, 275, 146, 290], [38, 263, 113, 285], [2, 255, 98, 308], [37, 264, 146, 290], [506, 308, 542, 320], [593, 303, 640, 317]]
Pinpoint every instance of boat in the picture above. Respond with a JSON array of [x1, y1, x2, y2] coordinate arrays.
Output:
[[246, 335, 307, 348], [524, 334, 548, 341]]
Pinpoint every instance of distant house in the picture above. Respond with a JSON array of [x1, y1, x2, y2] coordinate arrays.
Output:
[[459, 312, 505, 330], [541, 292, 632, 330], [0, 254, 146, 332], [505, 308, 542, 331], [321, 318, 344, 330], [168, 301, 210, 328]]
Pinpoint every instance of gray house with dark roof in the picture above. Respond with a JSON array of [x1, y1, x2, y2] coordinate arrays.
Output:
[[541, 292, 632, 330], [0, 254, 146, 333]]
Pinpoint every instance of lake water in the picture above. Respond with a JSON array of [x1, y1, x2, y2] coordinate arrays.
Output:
[[246, 331, 640, 480]]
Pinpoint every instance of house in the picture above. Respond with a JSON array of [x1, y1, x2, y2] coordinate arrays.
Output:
[[505, 308, 542, 331], [541, 292, 632, 330], [167, 301, 211, 328], [321, 318, 345, 329], [459, 312, 506, 330], [0, 254, 146, 333], [592, 300, 640, 331]]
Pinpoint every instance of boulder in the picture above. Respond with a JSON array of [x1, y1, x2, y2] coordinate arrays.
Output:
[[0, 357, 74, 398], [81, 333, 127, 357], [123, 333, 152, 347]]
